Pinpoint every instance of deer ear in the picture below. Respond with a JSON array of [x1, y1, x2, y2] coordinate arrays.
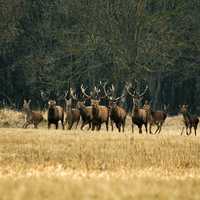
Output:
[[28, 99, 31, 104], [24, 99, 27, 104]]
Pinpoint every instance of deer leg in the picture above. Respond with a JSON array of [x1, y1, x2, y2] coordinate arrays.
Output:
[[34, 123, 38, 129], [157, 122, 163, 134], [22, 122, 27, 128], [81, 121, 85, 130], [194, 126, 197, 136], [122, 121, 125, 133], [138, 125, 142, 134], [23, 122, 29, 129], [154, 124, 160, 134], [98, 124, 101, 131], [149, 123, 152, 134], [106, 121, 109, 132], [91, 122, 95, 131], [118, 124, 121, 133], [48, 122, 51, 129], [186, 126, 189, 135], [76, 119, 80, 129], [111, 120, 114, 131], [132, 123, 134, 134], [61, 120, 65, 130], [145, 123, 148, 134], [187, 126, 192, 136], [55, 122, 59, 129], [68, 122, 73, 130], [181, 127, 185, 135], [88, 122, 91, 131]]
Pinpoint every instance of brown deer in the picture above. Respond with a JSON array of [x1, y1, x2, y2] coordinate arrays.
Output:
[[143, 101, 167, 134], [126, 82, 149, 134], [103, 82, 127, 132], [81, 84, 109, 131], [91, 99, 109, 131], [65, 88, 80, 130], [47, 100, 64, 129], [22, 99, 43, 128], [180, 105, 199, 136], [77, 101, 93, 130]]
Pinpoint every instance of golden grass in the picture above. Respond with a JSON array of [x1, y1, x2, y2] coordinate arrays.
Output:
[[0, 110, 200, 199]]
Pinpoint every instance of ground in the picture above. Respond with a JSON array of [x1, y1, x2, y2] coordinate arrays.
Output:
[[0, 110, 199, 199]]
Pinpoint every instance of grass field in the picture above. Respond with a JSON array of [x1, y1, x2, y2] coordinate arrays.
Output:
[[0, 110, 200, 199]]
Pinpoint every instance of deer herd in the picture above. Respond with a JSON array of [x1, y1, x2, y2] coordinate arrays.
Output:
[[22, 81, 199, 136]]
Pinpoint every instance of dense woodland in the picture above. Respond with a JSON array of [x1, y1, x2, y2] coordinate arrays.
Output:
[[0, 0, 200, 114]]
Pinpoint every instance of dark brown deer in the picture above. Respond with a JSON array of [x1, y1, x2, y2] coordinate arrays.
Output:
[[77, 101, 93, 130], [22, 99, 43, 128], [103, 82, 127, 132], [126, 82, 149, 134], [48, 100, 64, 129], [180, 105, 199, 136], [81, 84, 109, 131], [65, 88, 80, 130]]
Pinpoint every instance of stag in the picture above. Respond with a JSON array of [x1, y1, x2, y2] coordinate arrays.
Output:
[[180, 105, 199, 136], [65, 88, 80, 130], [47, 100, 64, 129], [91, 99, 109, 131], [103, 82, 127, 132], [126, 81, 149, 134], [22, 99, 43, 128], [81, 84, 109, 131]]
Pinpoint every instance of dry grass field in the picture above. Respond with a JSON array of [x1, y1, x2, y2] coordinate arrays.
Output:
[[0, 109, 200, 199]]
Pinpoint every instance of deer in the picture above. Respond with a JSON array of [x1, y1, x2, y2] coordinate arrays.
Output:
[[143, 100, 167, 134], [126, 81, 149, 134], [180, 104, 199, 136], [65, 88, 80, 130], [81, 84, 109, 131], [22, 99, 43, 128], [103, 82, 127, 132], [77, 101, 93, 130], [47, 100, 65, 129]]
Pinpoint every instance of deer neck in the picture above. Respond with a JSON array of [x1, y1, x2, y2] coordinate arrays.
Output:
[[182, 112, 191, 121], [66, 105, 72, 112], [92, 106, 99, 117], [24, 108, 32, 119]]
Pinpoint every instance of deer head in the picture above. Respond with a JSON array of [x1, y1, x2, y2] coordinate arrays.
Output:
[[103, 82, 125, 105], [23, 99, 31, 110], [126, 80, 148, 108]]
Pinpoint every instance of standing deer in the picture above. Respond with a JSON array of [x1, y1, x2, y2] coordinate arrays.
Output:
[[65, 88, 80, 130], [143, 101, 167, 134], [81, 84, 109, 131], [180, 105, 199, 136], [126, 81, 149, 134], [77, 101, 93, 130], [22, 99, 43, 128], [103, 82, 127, 132], [47, 100, 64, 129]]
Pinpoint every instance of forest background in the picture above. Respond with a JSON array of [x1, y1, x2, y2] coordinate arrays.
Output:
[[0, 0, 200, 114]]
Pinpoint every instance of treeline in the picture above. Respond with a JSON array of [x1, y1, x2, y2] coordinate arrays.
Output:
[[0, 0, 200, 114]]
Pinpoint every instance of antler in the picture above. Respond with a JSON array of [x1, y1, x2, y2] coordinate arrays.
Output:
[[70, 88, 78, 100], [114, 94, 125, 102], [103, 82, 113, 99], [138, 85, 148, 97], [81, 84, 91, 99], [126, 83, 136, 97]]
